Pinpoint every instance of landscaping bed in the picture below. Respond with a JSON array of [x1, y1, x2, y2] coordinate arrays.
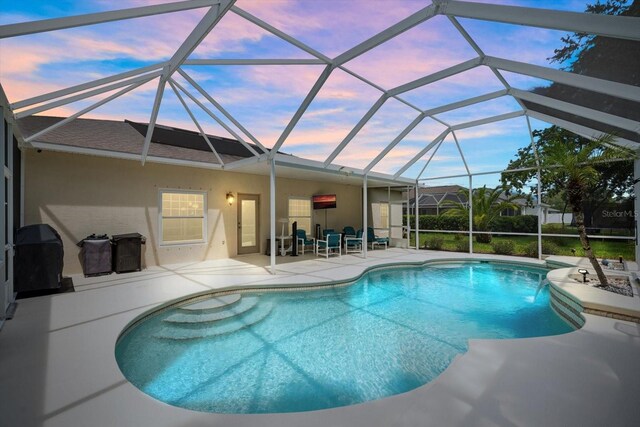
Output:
[[409, 232, 635, 261]]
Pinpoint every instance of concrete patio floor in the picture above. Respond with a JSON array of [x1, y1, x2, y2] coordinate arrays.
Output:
[[1, 249, 639, 427]]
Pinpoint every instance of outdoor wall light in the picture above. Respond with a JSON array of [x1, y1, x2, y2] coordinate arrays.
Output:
[[226, 192, 235, 206], [577, 268, 589, 283]]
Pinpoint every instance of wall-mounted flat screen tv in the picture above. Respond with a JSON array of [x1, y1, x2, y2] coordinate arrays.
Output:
[[312, 194, 336, 210]]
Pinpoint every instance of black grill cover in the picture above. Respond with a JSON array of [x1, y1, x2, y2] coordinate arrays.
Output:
[[111, 233, 145, 273], [15, 224, 64, 292], [78, 235, 112, 276]]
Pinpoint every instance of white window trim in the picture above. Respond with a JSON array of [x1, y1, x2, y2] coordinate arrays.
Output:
[[288, 196, 313, 233], [158, 188, 208, 246], [372, 201, 390, 230]]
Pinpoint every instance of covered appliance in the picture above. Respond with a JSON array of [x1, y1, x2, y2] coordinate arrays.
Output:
[[15, 224, 64, 292], [111, 233, 145, 273], [77, 234, 112, 277]]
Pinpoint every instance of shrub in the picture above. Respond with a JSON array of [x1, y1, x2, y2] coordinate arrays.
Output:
[[455, 238, 469, 252], [524, 241, 538, 258], [437, 215, 468, 231], [419, 215, 439, 231], [424, 236, 445, 250], [475, 232, 492, 244], [489, 215, 537, 233], [491, 240, 515, 255], [523, 240, 562, 258], [490, 216, 514, 232], [543, 241, 561, 255], [513, 215, 538, 233]]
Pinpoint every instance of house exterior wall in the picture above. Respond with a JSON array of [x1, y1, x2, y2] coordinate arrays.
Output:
[[25, 150, 363, 274]]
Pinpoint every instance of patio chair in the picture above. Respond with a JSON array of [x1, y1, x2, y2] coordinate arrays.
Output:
[[342, 226, 356, 238], [322, 228, 335, 239], [345, 229, 363, 254], [316, 233, 341, 258], [366, 227, 389, 250], [296, 229, 315, 255]]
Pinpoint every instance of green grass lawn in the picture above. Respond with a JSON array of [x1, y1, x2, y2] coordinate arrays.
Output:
[[541, 224, 634, 237], [409, 232, 635, 261]]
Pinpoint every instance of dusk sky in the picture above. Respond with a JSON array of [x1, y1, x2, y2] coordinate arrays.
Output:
[[0, 0, 597, 187]]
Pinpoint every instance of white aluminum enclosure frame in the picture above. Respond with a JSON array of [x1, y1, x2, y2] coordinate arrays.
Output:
[[0, 0, 638, 271]]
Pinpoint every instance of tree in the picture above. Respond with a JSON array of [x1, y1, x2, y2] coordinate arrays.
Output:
[[536, 134, 630, 286], [443, 186, 518, 244], [550, 1, 635, 69], [501, 126, 634, 227], [526, 0, 640, 141]]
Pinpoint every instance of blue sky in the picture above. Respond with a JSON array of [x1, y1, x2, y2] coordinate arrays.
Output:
[[0, 0, 599, 188]]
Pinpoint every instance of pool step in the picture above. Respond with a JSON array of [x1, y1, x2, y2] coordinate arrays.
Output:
[[165, 296, 258, 324], [154, 302, 273, 341], [177, 293, 242, 313]]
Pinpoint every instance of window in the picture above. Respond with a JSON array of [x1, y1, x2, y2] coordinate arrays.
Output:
[[372, 202, 389, 229], [288, 197, 312, 234], [159, 190, 206, 245]]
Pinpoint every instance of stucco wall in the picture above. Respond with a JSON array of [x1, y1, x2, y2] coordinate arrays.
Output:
[[25, 150, 363, 274]]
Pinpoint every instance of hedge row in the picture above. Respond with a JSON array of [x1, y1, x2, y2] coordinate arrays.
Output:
[[403, 214, 538, 233]]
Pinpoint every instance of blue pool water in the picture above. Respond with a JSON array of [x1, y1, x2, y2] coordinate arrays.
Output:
[[115, 262, 573, 413]]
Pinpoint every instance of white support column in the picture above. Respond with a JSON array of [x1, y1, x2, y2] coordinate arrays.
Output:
[[20, 147, 24, 227], [6, 122, 13, 307], [468, 175, 473, 254], [387, 186, 391, 240], [537, 169, 543, 260], [635, 155, 640, 267], [415, 180, 419, 251], [527, 116, 543, 261], [363, 174, 368, 259], [406, 185, 411, 249], [0, 108, 4, 321], [270, 158, 276, 274]]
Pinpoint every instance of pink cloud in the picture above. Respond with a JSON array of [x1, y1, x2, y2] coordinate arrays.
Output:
[[238, 0, 427, 57], [343, 15, 478, 90]]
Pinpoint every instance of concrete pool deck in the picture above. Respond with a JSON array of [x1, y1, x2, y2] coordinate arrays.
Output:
[[1, 249, 639, 427]]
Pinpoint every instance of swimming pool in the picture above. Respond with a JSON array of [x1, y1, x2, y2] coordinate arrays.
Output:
[[115, 261, 573, 414]]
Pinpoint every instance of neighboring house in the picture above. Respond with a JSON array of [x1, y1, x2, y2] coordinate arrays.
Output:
[[407, 185, 563, 224], [408, 185, 468, 216], [16, 116, 404, 274]]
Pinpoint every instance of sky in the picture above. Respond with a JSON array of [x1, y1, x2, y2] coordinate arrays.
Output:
[[0, 0, 598, 188]]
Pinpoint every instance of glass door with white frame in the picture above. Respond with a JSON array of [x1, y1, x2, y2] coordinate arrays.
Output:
[[237, 194, 260, 255]]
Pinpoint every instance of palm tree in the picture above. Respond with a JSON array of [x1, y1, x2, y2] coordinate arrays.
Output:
[[539, 134, 630, 287], [444, 186, 519, 243]]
